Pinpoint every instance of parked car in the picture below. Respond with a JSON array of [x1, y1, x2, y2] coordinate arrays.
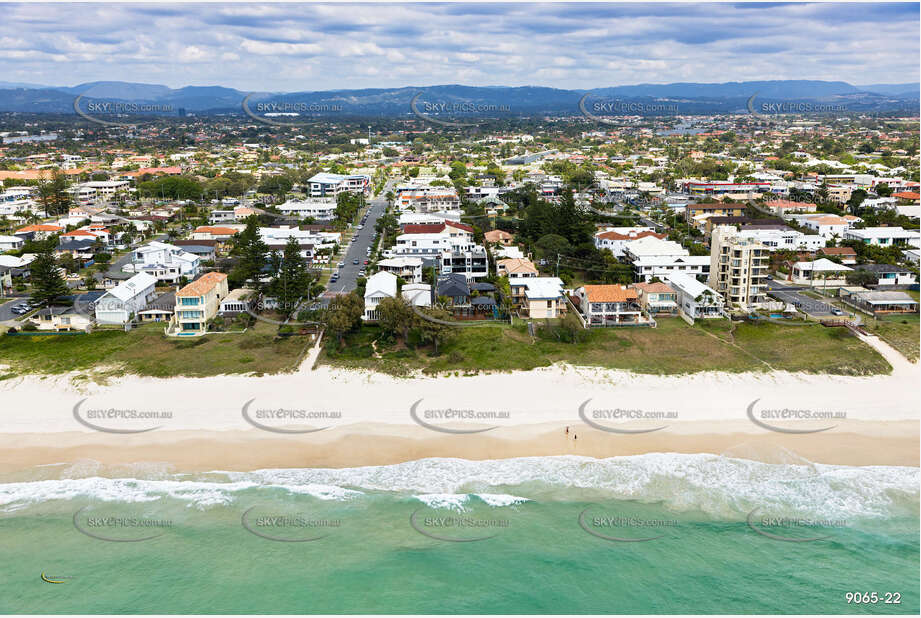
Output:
[[338, 262, 345, 268]]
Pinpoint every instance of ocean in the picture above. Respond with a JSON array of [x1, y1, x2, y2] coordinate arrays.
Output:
[[1, 454, 917, 614]]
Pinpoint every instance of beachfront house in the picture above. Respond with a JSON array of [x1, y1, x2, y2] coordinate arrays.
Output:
[[363, 271, 398, 321], [94, 272, 158, 324], [573, 284, 644, 326], [666, 273, 725, 319], [169, 272, 229, 335]]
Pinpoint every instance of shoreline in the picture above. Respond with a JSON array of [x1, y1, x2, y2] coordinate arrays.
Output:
[[0, 420, 918, 474]]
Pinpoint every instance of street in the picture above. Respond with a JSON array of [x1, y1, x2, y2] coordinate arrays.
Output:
[[325, 184, 391, 294]]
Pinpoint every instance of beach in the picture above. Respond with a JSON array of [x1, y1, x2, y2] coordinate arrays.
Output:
[[1, 337, 918, 471]]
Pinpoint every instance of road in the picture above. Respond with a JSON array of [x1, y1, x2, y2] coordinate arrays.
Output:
[[325, 184, 391, 295], [765, 279, 837, 317]]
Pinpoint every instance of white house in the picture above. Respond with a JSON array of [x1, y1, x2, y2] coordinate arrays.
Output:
[[276, 199, 338, 220], [402, 283, 432, 307], [666, 273, 725, 319], [790, 258, 853, 287], [593, 227, 661, 257], [0, 234, 24, 252], [790, 214, 862, 240], [376, 257, 423, 283], [362, 271, 398, 321], [843, 226, 921, 248], [736, 228, 824, 252], [632, 255, 711, 282], [125, 241, 201, 283], [94, 272, 158, 324]]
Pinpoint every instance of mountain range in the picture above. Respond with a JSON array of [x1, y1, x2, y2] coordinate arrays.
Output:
[[0, 80, 916, 117]]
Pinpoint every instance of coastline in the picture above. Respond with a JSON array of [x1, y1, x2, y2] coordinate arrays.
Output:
[[1, 356, 918, 472]]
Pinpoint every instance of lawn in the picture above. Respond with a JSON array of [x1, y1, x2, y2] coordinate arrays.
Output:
[[863, 313, 920, 362], [0, 320, 312, 380], [318, 316, 891, 377]]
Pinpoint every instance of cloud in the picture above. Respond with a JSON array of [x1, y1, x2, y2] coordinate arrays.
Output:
[[0, 2, 915, 90]]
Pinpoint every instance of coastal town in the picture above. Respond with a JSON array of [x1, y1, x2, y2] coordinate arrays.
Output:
[[0, 108, 918, 378]]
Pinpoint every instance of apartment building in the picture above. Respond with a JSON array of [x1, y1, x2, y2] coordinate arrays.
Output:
[[69, 180, 130, 204], [709, 225, 769, 310], [171, 272, 229, 335], [276, 199, 338, 220]]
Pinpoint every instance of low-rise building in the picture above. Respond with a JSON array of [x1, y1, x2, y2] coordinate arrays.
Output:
[[634, 281, 679, 316], [843, 226, 921, 248], [95, 272, 159, 324], [851, 264, 918, 287], [573, 284, 644, 326], [789, 258, 853, 287], [171, 272, 229, 335], [376, 257, 423, 283], [667, 273, 725, 319], [362, 271, 398, 321]]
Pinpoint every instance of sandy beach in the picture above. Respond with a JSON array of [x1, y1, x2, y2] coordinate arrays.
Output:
[[1, 334, 918, 472]]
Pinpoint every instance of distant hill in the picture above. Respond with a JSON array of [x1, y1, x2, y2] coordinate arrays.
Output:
[[0, 79, 916, 116]]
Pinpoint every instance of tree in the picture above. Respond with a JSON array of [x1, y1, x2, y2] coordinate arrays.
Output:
[[559, 312, 586, 343], [377, 296, 414, 342], [36, 170, 71, 217], [229, 215, 268, 289], [416, 307, 454, 355], [29, 246, 68, 307], [846, 269, 880, 287], [875, 183, 893, 198], [268, 237, 312, 315], [324, 292, 364, 346]]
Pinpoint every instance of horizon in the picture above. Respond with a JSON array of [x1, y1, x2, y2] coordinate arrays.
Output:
[[1, 2, 918, 91]]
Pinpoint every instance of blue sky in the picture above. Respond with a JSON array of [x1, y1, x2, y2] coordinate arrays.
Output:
[[1, 2, 918, 90]]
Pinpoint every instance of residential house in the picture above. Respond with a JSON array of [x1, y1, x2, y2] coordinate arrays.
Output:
[[843, 226, 921, 248], [574, 284, 644, 326], [838, 288, 919, 316], [376, 257, 423, 283], [666, 273, 725, 319], [594, 228, 664, 257], [435, 272, 471, 306], [764, 199, 817, 216], [684, 202, 746, 224], [817, 246, 857, 265], [127, 241, 201, 283], [13, 223, 64, 241], [852, 264, 918, 287], [402, 283, 432, 307], [170, 272, 229, 335], [218, 288, 254, 316], [496, 257, 538, 279], [0, 234, 24, 252], [137, 291, 175, 323], [362, 271, 398, 321], [484, 229, 514, 246], [94, 272, 158, 324], [634, 281, 679, 316], [512, 276, 566, 318], [28, 305, 92, 331], [790, 258, 853, 287]]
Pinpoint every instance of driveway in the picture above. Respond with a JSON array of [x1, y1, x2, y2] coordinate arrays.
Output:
[[765, 279, 837, 317]]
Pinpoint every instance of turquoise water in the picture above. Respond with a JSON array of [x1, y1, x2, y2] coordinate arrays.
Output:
[[1, 454, 917, 614]]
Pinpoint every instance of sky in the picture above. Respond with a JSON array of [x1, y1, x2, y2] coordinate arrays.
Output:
[[1, 2, 919, 91]]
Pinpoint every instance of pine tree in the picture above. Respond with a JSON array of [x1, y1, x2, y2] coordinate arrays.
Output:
[[29, 245, 68, 307]]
